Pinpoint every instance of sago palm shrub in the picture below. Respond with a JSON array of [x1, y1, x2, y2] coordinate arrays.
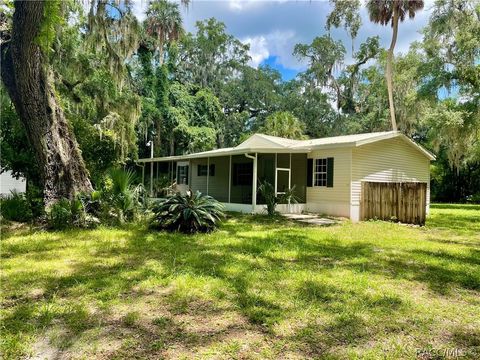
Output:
[[151, 190, 225, 233], [257, 180, 299, 216]]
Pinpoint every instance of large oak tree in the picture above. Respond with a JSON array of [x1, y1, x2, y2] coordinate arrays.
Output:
[[1, 1, 92, 206]]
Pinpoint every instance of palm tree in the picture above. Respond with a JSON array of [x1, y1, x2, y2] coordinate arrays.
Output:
[[144, 0, 183, 64], [367, 0, 424, 131], [261, 111, 308, 140]]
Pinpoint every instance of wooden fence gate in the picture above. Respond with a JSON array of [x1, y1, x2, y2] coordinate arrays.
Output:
[[361, 182, 427, 225]]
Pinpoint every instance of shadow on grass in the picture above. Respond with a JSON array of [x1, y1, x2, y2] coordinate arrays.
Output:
[[427, 215, 480, 232], [2, 214, 479, 358], [430, 203, 480, 211], [426, 204, 480, 235]]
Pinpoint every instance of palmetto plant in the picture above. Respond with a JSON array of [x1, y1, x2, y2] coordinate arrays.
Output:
[[151, 190, 225, 233], [106, 168, 144, 223]]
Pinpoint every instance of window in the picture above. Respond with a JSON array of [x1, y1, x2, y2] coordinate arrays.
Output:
[[314, 158, 328, 187], [177, 165, 189, 185], [233, 163, 253, 186], [198, 164, 215, 177]]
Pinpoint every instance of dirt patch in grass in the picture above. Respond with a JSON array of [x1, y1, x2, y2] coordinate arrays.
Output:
[[2, 206, 479, 359]]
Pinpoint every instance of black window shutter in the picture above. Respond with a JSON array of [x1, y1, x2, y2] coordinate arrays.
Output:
[[209, 164, 215, 176], [197, 165, 201, 177], [307, 159, 313, 187], [327, 157, 334, 187]]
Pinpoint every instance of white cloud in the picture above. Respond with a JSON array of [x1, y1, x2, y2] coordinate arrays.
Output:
[[133, 0, 433, 76], [132, 0, 148, 22], [267, 30, 304, 70], [242, 35, 270, 67], [227, 0, 288, 12], [242, 30, 306, 70]]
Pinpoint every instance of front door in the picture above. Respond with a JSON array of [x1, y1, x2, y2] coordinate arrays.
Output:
[[176, 161, 190, 195]]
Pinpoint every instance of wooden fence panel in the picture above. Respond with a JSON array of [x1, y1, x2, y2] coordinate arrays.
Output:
[[361, 182, 427, 225]]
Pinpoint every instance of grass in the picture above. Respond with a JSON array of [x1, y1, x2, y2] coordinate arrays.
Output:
[[1, 204, 479, 359]]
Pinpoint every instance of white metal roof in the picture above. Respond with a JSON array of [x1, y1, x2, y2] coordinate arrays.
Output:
[[137, 131, 435, 162]]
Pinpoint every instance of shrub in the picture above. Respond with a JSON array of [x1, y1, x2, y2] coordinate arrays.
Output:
[[48, 197, 99, 230], [151, 190, 225, 233], [0, 191, 32, 222], [466, 193, 480, 204], [153, 176, 172, 198], [48, 199, 73, 230], [257, 180, 299, 216], [101, 168, 145, 223], [78, 190, 102, 217], [24, 184, 45, 219]]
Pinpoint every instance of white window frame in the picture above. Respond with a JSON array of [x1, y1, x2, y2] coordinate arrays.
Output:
[[177, 165, 189, 185], [313, 158, 328, 187]]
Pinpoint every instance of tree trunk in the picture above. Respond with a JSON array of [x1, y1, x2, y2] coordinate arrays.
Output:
[[154, 120, 162, 157], [170, 137, 175, 156], [386, 7, 399, 131], [1, 1, 92, 206], [158, 36, 164, 66]]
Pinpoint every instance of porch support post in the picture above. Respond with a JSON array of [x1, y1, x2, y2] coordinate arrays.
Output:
[[149, 143, 154, 197], [252, 153, 257, 211], [274, 153, 278, 196], [289, 153, 292, 189], [150, 161, 154, 197], [228, 155, 232, 203], [207, 157, 210, 195], [288, 153, 292, 210]]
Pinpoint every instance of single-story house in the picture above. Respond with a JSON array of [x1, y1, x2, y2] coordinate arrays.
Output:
[[137, 131, 435, 222], [0, 169, 26, 196]]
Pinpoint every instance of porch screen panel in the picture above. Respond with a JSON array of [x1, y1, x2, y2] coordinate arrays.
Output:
[[207, 156, 230, 202], [277, 153, 290, 168], [257, 154, 275, 205], [291, 153, 307, 203], [190, 159, 208, 194], [154, 162, 173, 197], [230, 155, 253, 204]]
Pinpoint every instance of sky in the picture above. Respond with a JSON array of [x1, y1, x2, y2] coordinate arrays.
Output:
[[132, 0, 434, 81]]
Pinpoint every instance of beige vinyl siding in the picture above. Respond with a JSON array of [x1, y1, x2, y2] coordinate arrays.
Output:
[[306, 147, 351, 217], [351, 137, 431, 209]]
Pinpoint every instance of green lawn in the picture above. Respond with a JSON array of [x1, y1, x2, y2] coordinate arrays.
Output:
[[1, 204, 479, 359]]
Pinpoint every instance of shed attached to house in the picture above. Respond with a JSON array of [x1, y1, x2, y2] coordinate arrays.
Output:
[[138, 131, 435, 224]]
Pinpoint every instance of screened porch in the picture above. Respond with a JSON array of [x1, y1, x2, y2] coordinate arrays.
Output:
[[140, 152, 308, 212]]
